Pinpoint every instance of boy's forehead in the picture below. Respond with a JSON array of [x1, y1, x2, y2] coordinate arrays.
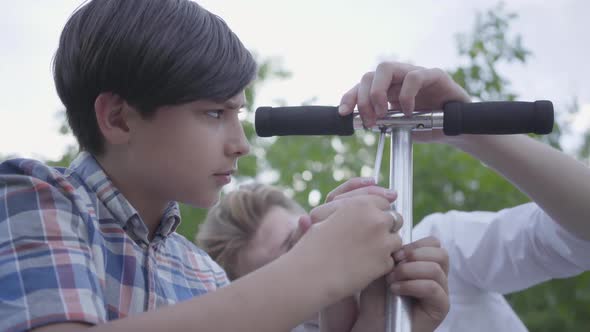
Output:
[[197, 93, 246, 109], [178, 92, 246, 110]]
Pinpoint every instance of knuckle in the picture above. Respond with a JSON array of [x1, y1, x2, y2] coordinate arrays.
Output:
[[441, 250, 450, 265], [357, 97, 370, 110], [350, 196, 370, 210], [361, 71, 375, 82], [377, 213, 391, 228], [325, 191, 335, 202], [398, 91, 413, 103], [395, 262, 408, 277], [435, 264, 447, 280], [309, 212, 322, 224], [426, 236, 441, 247], [405, 250, 417, 262], [382, 255, 394, 271], [376, 61, 392, 72], [369, 90, 387, 103], [393, 233, 402, 246], [406, 68, 421, 80], [425, 280, 440, 294], [430, 67, 447, 78], [390, 234, 402, 251]]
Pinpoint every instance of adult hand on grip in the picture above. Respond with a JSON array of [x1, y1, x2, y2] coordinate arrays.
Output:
[[339, 61, 471, 143]]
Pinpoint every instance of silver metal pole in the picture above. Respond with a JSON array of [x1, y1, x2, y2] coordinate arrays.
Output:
[[385, 128, 413, 332]]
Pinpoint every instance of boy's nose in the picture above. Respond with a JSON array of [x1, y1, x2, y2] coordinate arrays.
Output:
[[225, 124, 250, 157]]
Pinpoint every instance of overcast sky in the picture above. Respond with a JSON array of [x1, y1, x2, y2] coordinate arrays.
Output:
[[1, 0, 589, 160]]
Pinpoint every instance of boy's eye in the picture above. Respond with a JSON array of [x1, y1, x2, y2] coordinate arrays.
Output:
[[206, 110, 224, 119]]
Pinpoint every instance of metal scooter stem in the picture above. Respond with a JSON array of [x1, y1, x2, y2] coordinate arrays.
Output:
[[385, 128, 413, 332], [373, 129, 386, 183]]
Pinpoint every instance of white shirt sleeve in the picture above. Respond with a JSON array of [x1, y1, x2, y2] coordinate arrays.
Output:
[[413, 202, 590, 295]]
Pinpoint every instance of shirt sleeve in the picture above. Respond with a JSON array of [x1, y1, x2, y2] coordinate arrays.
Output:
[[413, 202, 590, 295], [0, 174, 106, 331]]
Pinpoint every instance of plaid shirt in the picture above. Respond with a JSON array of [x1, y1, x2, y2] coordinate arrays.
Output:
[[0, 152, 229, 331]]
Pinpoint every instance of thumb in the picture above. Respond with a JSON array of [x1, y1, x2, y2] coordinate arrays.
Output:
[[291, 214, 312, 244], [338, 84, 359, 116], [309, 199, 342, 224]]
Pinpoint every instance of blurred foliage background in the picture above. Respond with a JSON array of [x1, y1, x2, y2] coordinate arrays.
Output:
[[40, 3, 589, 331]]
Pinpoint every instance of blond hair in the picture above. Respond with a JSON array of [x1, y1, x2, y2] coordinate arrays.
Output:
[[196, 183, 305, 280]]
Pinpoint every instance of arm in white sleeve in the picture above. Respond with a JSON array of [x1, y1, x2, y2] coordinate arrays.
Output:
[[450, 134, 590, 240], [414, 202, 590, 295]]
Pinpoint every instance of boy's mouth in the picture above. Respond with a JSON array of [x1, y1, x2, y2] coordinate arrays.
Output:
[[213, 170, 235, 185], [213, 170, 235, 176]]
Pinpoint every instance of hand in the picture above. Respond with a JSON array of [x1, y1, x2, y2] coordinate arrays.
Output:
[[389, 236, 450, 332], [324, 177, 397, 204], [316, 177, 399, 332], [288, 194, 403, 302], [291, 177, 399, 244], [350, 277, 387, 332], [338, 61, 471, 143], [310, 177, 399, 224], [349, 236, 449, 332]]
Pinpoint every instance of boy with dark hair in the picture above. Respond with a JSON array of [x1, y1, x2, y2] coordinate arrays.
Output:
[[0, 1, 446, 331]]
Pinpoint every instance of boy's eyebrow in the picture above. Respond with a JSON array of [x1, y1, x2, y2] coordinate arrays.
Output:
[[224, 100, 245, 109]]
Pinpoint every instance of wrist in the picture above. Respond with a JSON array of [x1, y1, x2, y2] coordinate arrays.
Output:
[[442, 133, 476, 150]]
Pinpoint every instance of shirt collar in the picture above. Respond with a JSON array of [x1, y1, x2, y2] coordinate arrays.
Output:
[[68, 151, 181, 244]]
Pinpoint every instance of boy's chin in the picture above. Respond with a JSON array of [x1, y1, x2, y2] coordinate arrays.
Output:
[[182, 192, 221, 209]]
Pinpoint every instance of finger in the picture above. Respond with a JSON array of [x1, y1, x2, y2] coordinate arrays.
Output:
[[398, 68, 447, 115], [309, 199, 342, 224], [390, 279, 447, 298], [388, 100, 402, 111], [389, 279, 449, 319], [291, 214, 312, 244], [371, 62, 419, 118], [385, 232, 403, 262], [393, 246, 449, 275], [331, 185, 397, 203], [358, 71, 376, 126], [386, 84, 402, 106], [325, 177, 375, 203], [372, 195, 395, 211], [339, 84, 359, 116], [389, 210, 403, 233], [311, 195, 392, 224], [398, 236, 441, 253], [387, 261, 448, 294]]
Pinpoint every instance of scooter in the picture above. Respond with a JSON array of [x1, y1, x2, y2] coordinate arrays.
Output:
[[255, 100, 554, 332]]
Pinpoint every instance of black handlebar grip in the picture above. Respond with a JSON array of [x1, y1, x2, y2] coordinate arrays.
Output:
[[443, 100, 554, 136], [255, 106, 354, 137]]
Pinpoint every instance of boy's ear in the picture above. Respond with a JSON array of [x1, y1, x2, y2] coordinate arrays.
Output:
[[94, 92, 132, 145]]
